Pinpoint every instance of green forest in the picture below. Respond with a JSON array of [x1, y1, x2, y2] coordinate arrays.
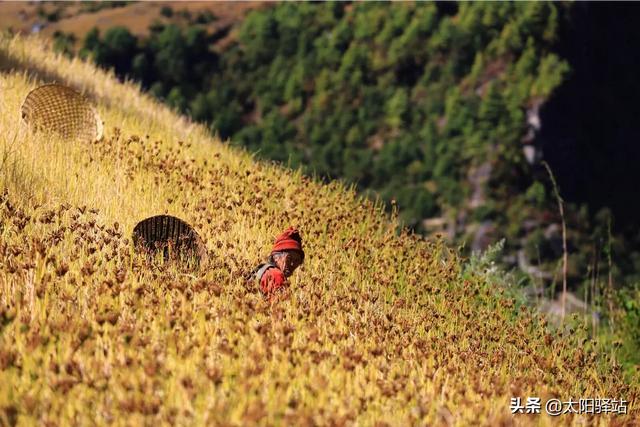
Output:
[[51, 1, 640, 368], [58, 3, 567, 222]]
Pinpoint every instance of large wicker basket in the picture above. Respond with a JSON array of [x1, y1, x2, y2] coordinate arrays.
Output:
[[21, 83, 103, 143], [132, 215, 208, 271]]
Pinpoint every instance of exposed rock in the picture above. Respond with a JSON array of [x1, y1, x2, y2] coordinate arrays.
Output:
[[467, 161, 492, 209], [523, 145, 539, 165], [522, 100, 544, 164], [538, 291, 599, 326], [517, 249, 553, 280], [472, 221, 496, 253]]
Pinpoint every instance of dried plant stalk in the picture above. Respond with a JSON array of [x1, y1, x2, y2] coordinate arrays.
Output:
[[542, 160, 568, 324]]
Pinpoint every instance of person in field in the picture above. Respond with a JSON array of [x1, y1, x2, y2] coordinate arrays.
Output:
[[253, 227, 304, 298]]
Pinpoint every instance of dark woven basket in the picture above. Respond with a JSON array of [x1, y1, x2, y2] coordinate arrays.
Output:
[[132, 215, 208, 270], [21, 83, 103, 142]]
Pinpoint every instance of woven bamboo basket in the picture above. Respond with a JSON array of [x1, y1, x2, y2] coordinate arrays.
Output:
[[132, 215, 208, 271], [21, 83, 103, 143]]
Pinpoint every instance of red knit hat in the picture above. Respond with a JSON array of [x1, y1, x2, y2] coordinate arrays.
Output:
[[271, 226, 304, 259]]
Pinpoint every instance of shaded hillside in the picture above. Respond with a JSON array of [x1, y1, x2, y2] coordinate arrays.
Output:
[[0, 35, 637, 425], [537, 2, 640, 228]]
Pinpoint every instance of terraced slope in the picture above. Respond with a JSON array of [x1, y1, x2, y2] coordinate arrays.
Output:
[[0, 36, 636, 426]]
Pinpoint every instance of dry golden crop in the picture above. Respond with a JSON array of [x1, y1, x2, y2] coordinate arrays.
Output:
[[0, 35, 637, 426]]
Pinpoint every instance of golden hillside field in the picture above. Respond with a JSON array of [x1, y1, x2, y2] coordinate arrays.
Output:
[[0, 1, 265, 47], [0, 35, 637, 426]]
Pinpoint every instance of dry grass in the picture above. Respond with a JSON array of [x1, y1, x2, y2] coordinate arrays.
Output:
[[0, 35, 637, 426]]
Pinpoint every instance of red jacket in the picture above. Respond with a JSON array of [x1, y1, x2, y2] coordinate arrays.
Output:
[[260, 266, 287, 295]]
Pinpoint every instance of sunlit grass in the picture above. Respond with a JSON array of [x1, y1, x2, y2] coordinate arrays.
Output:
[[0, 34, 637, 426]]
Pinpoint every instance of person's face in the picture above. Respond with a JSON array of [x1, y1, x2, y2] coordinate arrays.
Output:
[[275, 251, 303, 277]]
